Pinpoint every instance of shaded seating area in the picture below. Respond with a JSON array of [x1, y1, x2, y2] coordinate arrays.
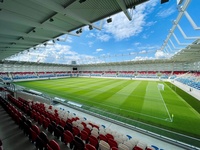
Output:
[[0, 90, 162, 150]]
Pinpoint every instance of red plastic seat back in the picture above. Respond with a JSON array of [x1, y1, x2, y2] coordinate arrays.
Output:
[[63, 130, 74, 144], [108, 139, 118, 148], [89, 135, 98, 148], [85, 144, 96, 150], [49, 140, 60, 150]]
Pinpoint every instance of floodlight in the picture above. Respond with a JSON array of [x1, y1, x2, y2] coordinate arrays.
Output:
[[89, 25, 93, 30], [79, 0, 86, 3], [107, 18, 112, 23], [161, 0, 169, 4], [49, 18, 54, 22]]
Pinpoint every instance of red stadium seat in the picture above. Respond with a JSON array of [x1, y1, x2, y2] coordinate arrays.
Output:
[[108, 139, 118, 149], [73, 126, 80, 136], [80, 130, 89, 142], [88, 135, 98, 149], [99, 134, 107, 142], [30, 125, 40, 143], [62, 130, 74, 149], [47, 140, 60, 150], [84, 144, 96, 150]]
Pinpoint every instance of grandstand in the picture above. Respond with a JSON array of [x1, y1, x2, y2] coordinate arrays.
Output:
[[0, 0, 200, 150]]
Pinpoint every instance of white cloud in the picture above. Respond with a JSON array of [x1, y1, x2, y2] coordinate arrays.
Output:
[[139, 50, 147, 54], [88, 41, 94, 47], [96, 48, 103, 52], [157, 6, 176, 18], [145, 21, 157, 27], [103, 0, 158, 40], [134, 42, 141, 46], [155, 50, 166, 58], [134, 56, 154, 60], [86, 33, 95, 38], [97, 32, 111, 42], [7, 43, 104, 64]]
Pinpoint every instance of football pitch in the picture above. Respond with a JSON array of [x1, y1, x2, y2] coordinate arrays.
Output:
[[15, 77, 200, 146]]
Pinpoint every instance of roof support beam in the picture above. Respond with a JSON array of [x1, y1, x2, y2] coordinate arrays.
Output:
[[0, 10, 70, 34], [160, 0, 191, 51], [0, 29, 52, 40], [177, 24, 200, 40], [172, 33, 190, 45], [184, 11, 200, 30], [116, 0, 132, 21], [30, 0, 102, 30]]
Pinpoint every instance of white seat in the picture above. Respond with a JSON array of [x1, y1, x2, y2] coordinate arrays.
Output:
[[99, 140, 110, 150], [77, 123, 84, 131], [118, 143, 130, 150], [91, 130, 99, 138], [115, 137, 124, 145], [86, 124, 93, 130], [136, 142, 147, 150], [92, 127, 99, 132], [129, 138, 139, 146], [123, 141, 134, 150]]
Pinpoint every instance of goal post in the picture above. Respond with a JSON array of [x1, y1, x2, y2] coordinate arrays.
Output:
[[158, 83, 165, 91]]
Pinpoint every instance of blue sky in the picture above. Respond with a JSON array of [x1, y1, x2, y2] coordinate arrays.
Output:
[[7, 0, 200, 64]]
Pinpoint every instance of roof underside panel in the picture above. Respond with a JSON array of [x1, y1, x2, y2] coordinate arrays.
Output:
[[0, 0, 147, 60]]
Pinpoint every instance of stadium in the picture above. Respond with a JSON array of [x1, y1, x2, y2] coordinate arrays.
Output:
[[0, 0, 200, 150]]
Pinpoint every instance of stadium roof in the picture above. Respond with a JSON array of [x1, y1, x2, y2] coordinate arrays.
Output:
[[0, 0, 148, 61], [0, 0, 199, 65]]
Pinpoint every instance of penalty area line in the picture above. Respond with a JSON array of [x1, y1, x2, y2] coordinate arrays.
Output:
[[158, 89, 172, 122]]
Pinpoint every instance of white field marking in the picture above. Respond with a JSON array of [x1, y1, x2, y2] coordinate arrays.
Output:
[[166, 83, 200, 119], [157, 85, 172, 122], [65, 93, 170, 122]]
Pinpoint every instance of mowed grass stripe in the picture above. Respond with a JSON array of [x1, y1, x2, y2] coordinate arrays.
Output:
[[69, 79, 120, 95], [82, 80, 137, 99], [142, 82, 170, 119], [120, 81, 148, 114], [87, 80, 134, 104], [105, 80, 141, 106], [43, 78, 111, 90]]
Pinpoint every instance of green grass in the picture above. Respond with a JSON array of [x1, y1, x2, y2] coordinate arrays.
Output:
[[15, 78, 200, 146]]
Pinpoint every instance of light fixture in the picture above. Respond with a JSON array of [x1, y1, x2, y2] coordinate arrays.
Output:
[[79, 0, 86, 3], [49, 18, 54, 22], [161, 0, 169, 4], [107, 18, 112, 23], [89, 25, 93, 30]]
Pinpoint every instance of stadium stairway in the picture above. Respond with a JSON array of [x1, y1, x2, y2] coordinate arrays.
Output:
[[0, 96, 71, 150], [0, 103, 35, 150]]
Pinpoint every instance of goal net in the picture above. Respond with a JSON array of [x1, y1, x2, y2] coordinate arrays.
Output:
[[158, 83, 164, 91]]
